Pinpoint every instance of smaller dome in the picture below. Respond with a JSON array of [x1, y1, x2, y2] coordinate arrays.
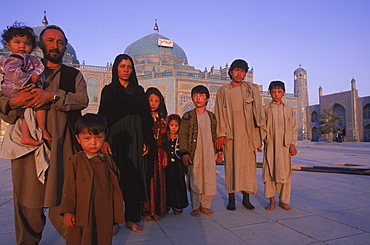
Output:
[[351, 78, 356, 83], [294, 67, 306, 73], [294, 64, 306, 73]]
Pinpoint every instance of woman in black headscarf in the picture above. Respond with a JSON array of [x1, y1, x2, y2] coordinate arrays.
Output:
[[99, 54, 154, 233]]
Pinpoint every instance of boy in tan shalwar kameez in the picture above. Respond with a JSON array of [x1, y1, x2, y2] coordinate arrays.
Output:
[[179, 85, 221, 217], [262, 81, 298, 211], [215, 59, 264, 211]]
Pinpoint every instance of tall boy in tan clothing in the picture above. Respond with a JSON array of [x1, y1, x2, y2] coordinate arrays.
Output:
[[262, 81, 298, 211]]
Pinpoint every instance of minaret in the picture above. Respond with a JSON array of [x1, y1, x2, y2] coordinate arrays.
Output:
[[351, 78, 359, 141], [318, 86, 323, 96], [294, 64, 309, 141]]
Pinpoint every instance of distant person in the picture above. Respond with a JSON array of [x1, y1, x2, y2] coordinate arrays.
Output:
[[164, 114, 188, 215], [99, 54, 155, 233], [179, 85, 221, 216], [335, 131, 343, 144], [262, 81, 298, 211], [61, 113, 124, 244], [144, 87, 168, 222], [0, 22, 51, 146], [215, 59, 264, 211], [0, 25, 88, 244]]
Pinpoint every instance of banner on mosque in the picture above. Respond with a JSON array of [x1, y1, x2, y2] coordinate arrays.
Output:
[[158, 38, 174, 47]]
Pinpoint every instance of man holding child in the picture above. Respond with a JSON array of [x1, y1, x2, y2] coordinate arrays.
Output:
[[0, 25, 88, 244]]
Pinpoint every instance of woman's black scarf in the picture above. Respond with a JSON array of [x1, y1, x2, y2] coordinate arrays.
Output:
[[98, 54, 149, 126], [98, 54, 154, 148]]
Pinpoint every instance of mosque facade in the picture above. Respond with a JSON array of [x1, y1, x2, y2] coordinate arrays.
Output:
[[73, 28, 301, 136], [307, 79, 370, 142], [1, 17, 369, 142]]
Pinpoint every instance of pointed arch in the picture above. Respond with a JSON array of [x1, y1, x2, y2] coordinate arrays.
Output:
[[364, 124, 370, 142], [311, 111, 319, 123], [311, 126, 320, 142], [363, 103, 370, 120], [331, 103, 346, 134], [87, 77, 99, 103]]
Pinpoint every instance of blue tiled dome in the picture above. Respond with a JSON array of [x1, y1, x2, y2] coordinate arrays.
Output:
[[124, 33, 188, 65]]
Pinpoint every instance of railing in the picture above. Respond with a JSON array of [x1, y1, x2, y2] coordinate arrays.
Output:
[[138, 70, 230, 82], [67, 63, 112, 71]]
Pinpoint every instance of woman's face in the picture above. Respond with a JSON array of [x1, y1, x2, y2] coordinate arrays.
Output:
[[148, 93, 161, 112], [117, 59, 133, 82]]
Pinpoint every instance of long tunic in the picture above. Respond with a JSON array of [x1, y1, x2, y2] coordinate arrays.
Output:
[[262, 101, 298, 184], [215, 82, 264, 194], [146, 117, 167, 216], [0, 64, 88, 208], [164, 137, 188, 209], [61, 152, 124, 245], [99, 79, 154, 223], [188, 112, 217, 195], [178, 109, 217, 160], [107, 114, 148, 205]]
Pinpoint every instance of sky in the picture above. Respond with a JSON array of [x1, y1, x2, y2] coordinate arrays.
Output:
[[1, 0, 369, 105]]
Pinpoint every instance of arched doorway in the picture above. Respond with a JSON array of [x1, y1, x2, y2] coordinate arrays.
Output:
[[87, 77, 99, 104], [332, 103, 346, 135], [311, 111, 319, 123], [364, 124, 370, 142], [311, 127, 320, 141], [363, 103, 370, 120]]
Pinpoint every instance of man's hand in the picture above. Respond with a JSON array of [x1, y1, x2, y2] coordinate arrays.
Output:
[[25, 88, 54, 109], [8, 86, 34, 109], [215, 136, 226, 150], [182, 154, 192, 167], [289, 144, 297, 156], [63, 213, 76, 227], [101, 142, 112, 155]]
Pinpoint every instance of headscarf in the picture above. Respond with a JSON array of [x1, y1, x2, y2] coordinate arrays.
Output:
[[111, 54, 139, 89], [98, 54, 149, 126], [146, 87, 168, 120]]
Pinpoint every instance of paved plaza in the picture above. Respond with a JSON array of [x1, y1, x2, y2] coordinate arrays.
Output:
[[0, 141, 369, 244]]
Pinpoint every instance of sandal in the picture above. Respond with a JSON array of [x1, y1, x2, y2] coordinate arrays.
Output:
[[152, 214, 162, 221], [143, 215, 153, 223], [112, 224, 119, 236], [173, 210, 182, 216], [190, 209, 201, 217], [200, 207, 214, 216], [125, 222, 143, 233]]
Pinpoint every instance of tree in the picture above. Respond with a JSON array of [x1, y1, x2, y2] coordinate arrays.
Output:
[[313, 109, 343, 142]]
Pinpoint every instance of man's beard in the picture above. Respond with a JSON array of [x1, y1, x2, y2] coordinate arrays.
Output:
[[43, 48, 63, 64]]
